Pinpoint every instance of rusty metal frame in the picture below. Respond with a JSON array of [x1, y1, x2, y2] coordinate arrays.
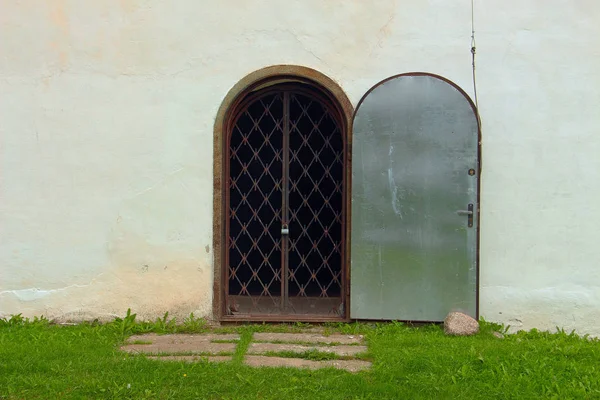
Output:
[[213, 66, 354, 323], [225, 85, 346, 320]]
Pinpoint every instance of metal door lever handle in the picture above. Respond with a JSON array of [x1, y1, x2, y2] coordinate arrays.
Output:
[[457, 204, 474, 227], [456, 210, 473, 216]]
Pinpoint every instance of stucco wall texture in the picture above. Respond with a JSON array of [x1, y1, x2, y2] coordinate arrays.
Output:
[[1, 1, 599, 335]]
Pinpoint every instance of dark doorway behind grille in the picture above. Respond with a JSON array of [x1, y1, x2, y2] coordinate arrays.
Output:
[[226, 84, 345, 319]]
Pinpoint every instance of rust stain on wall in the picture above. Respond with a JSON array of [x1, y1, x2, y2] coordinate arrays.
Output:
[[119, 0, 140, 14], [48, 0, 70, 70]]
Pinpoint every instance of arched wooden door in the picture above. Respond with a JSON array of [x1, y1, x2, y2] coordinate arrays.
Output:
[[224, 83, 347, 320]]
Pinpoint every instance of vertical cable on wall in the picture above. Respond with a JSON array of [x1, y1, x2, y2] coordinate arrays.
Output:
[[471, 0, 479, 110]]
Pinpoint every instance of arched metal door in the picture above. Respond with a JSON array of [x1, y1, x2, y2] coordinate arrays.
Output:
[[225, 84, 346, 320], [350, 74, 480, 321]]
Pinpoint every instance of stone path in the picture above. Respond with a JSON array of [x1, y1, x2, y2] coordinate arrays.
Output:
[[121, 332, 371, 372], [245, 355, 371, 373], [248, 342, 366, 356]]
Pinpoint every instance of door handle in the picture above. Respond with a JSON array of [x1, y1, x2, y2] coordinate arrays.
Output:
[[456, 204, 474, 227]]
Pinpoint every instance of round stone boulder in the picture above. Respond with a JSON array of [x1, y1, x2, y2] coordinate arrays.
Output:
[[444, 312, 480, 336]]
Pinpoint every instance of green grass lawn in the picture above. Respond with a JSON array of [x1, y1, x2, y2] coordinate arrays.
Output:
[[1, 312, 599, 399]]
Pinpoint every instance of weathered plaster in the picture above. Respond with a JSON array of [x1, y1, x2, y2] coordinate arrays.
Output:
[[1, 0, 599, 335], [475, 1, 600, 337]]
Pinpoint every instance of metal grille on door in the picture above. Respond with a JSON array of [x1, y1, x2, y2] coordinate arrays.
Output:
[[225, 85, 345, 319]]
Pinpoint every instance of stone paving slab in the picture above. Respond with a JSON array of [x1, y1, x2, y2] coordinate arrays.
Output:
[[245, 355, 371, 373], [127, 333, 240, 344], [148, 355, 232, 363], [253, 332, 362, 345], [248, 342, 367, 356], [122, 330, 370, 370], [122, 342, 236, 355]]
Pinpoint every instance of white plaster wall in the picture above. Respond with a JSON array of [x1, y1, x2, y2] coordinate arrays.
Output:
[[476, 2, 600, 336], [1, 1, 599, 334]]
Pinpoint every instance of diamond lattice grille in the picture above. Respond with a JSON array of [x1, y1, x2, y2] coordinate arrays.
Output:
[[228, 93, 284, 312], [288, 93, 343, 299], [227, 87, 344, 316]]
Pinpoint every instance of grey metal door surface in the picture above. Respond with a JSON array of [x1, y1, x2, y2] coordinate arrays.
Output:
[[350, 73, 480, 321]]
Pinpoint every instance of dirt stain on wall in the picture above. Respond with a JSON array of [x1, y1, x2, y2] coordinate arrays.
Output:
[[48, 0, 70, 70]]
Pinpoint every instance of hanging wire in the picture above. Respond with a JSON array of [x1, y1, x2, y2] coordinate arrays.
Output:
[[471, 0, 479, 109], [471, 0, 482, 172]]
